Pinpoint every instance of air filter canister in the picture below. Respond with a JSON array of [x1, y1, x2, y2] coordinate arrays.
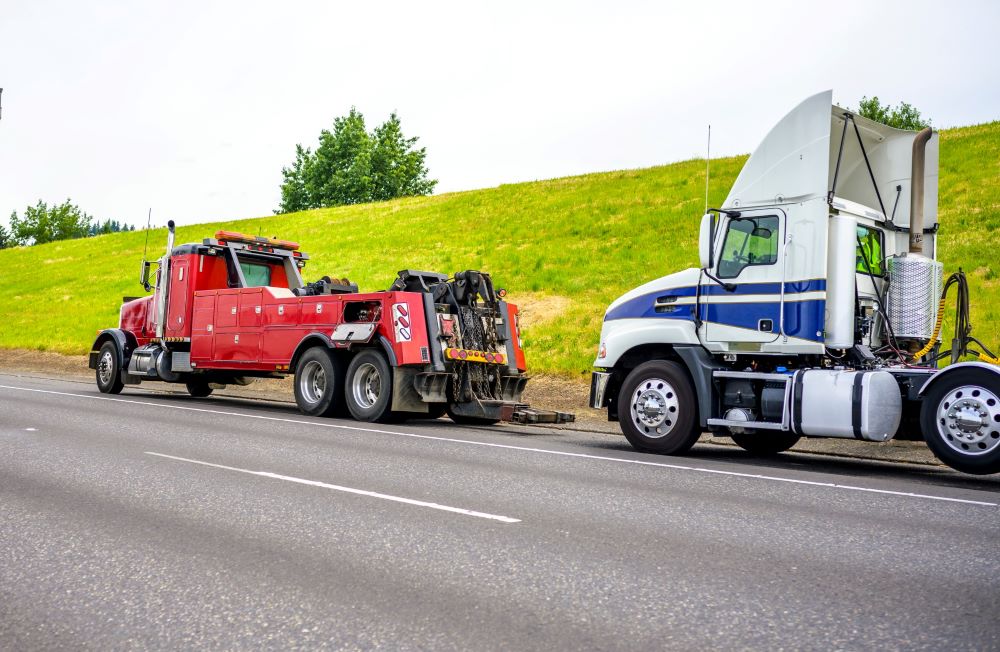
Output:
[[886, 254, 943, 341]]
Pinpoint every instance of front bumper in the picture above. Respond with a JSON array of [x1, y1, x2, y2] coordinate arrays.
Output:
[[589, 371, 612, 409]]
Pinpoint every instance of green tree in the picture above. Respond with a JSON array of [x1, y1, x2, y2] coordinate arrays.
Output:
[[276, 108, 436, 213], [371, 112, 437, 201], [856, 96, 931, 130], [0, 222, 10, 249], [277, 144, 313, 213], [307, 108, 374, 207], [9, 199, 93, 245]]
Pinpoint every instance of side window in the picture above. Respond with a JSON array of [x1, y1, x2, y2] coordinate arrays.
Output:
[[855, 225, 884, 276], [717, 215, 780, 279]]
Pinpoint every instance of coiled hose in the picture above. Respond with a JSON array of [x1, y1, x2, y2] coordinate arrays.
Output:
[[911, 270, 1000, 364]]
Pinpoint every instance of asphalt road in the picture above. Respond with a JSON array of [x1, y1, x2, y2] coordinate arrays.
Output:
[[1, 373, 998, 650]]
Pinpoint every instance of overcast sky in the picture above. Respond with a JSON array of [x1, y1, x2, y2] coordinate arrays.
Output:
[[1, 0, 997, 228]]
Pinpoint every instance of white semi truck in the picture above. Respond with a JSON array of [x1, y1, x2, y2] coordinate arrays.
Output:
[[590, 90, 1000, 474]]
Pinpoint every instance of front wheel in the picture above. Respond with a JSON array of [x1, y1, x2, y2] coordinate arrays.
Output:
[[920, 369, 1000, 475], [345, 350, 394, 422], [96, 341, 124, 394], [730, 432, 800, 455], [617, 360, 700, 455]]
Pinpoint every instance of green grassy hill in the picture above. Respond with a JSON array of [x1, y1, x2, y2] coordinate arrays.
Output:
[[2, 122, 998, 377]]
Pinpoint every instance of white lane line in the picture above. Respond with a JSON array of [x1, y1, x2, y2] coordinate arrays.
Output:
[[145, 451, 520, 524], [3, 383, 997, 508]]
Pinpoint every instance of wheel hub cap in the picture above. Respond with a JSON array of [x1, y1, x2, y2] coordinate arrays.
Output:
[[352, 363, 381, 409], [98, 351, 114, 385], [629, 377, 679, 439], [937, 386, 1000, 455], [299, 360, 326, 404]]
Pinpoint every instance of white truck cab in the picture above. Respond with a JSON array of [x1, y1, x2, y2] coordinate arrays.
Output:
[[591, 91, 1000, 475]]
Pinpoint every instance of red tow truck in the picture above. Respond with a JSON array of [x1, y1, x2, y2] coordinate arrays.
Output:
[[89, 221, 572, 424]]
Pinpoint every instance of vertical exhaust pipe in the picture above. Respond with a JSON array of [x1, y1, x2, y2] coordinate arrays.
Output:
[[164, 219, 175, 256], [155, 220, 176, 339], [908, 127, 934, 255]]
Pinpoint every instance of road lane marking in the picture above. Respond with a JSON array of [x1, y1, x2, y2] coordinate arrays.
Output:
[[2, 383, 997, 508], [145, 451, 520, 523]]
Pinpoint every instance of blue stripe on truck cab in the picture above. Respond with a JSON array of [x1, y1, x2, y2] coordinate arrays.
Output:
[[604, 279, 827, 342]]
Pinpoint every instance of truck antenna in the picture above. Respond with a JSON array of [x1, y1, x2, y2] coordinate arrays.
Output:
[[141, 208, 152, 260], [704, 124, 711, 214]]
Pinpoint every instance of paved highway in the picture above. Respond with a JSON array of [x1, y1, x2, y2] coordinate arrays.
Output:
[[1, 373, 998, 650]]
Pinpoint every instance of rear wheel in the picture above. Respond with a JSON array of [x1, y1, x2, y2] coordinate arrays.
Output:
[[95, 341, 124, 394], [294, 347, 346, 417], [185, 381, 214, 398], [730, 431, 800, 455], [345, 350, 394, 422], [617, 360, 700, 455], [920, 369, 1000, 475]]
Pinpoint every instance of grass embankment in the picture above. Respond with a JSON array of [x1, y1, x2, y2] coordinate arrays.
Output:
[[1, 122, 998, 377]]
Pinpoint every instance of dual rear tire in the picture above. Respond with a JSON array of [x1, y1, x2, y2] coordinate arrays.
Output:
[[294, 347, 395, 422]]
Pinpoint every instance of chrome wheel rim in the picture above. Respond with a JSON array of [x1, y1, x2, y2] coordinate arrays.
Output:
[[299, 360, 327, 405], [98, 350, 114, 386], [629, 377, 679, 439], [936, 385, 1000, 456], [351, 362, 382, 409]]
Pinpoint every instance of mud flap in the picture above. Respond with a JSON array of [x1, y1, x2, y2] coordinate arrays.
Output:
[[392, 367, 429, 413]]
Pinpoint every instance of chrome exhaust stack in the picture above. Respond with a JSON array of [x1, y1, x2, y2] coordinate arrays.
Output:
[[154, 220, 175, 339], [908, 127, 934, 255]]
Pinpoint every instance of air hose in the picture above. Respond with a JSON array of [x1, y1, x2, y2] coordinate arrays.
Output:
[[911, 270, 1000, 365], [910, 297, 946, 361]]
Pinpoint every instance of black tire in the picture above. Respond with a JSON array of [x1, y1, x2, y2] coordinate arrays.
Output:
[[730, 432, 800, 455], [294, 347, 346, 417], [920, 369, 1000, 475], [344, 349, 394, 422], [446, 406, 500, 426], [617, 360, 700, 454], [95, 341, 125, 394], [185, 381, 214, 398]]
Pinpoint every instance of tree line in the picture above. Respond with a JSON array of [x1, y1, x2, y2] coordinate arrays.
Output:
[[0, 200, 134, 249]]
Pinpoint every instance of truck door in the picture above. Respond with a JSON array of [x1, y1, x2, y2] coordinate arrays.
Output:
[[701, 208, 785, 351], [165, 259, 189, 338]]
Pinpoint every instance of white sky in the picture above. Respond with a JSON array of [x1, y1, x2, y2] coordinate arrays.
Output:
[[1, 0, 997, 227]]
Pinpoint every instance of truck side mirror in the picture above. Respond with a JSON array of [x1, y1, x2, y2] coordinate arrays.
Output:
[[139, 260, 153, 292], [699, 213, 715, 269]]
